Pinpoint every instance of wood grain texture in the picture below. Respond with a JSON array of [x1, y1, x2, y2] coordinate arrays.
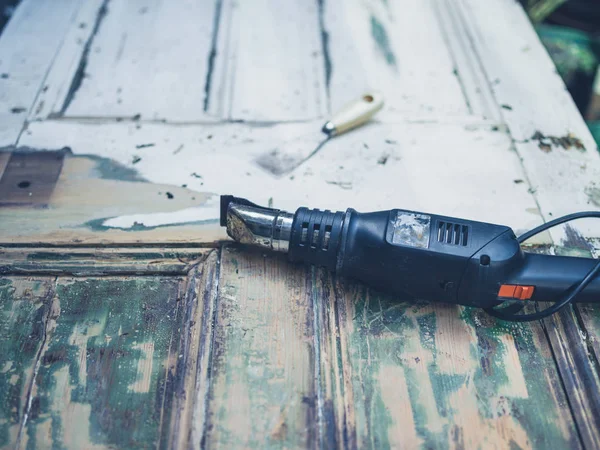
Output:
[[5, 275, 186, 449], [28, 0, 107, 121], [204, 246, 318, 448], [542, 306, 600, 449], [1, 0, 600, 447], [455, 3, 600, 447], [434, 0, 503, 122], [0, 151, 64, 206], [16, 119, 544, 242], [579, 305, 600, 374], [545, 239, 600, 449], [0, 0, 83, 146], [318, 277, 582, 449], [0, 247, 211, 276], [169, 249, 220, 450], [324, 0, 471, 120], [0, 277, 54, 448], [59, 0, 218, 122], [458, 0, 600, 241], [206, 0, 327, 121], [0, 150, 223, 245]]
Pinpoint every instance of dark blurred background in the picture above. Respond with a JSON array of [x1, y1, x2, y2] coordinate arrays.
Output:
[[0, 0, 19, 34]]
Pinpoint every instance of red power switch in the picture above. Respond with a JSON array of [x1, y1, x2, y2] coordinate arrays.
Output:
[[498, 284, 535, 300], [517, 286, 535, 300], [498, 285, 516, 298]]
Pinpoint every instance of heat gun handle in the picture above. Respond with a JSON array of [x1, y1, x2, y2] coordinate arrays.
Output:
[[507, 253, 600, 303]]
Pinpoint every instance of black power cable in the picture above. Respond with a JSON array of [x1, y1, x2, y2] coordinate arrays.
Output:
[[485, 211, 600, 322]]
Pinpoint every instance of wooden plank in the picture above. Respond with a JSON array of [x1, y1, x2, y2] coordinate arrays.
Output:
[[456, 1, 600, 445], [323, 0, 472, 120], [28, 0, 106, 121], [0, 0, 82, 146], [312, 269, 349, 449], [0, 277, 54, 448], [16, 119, 544, 244], [543, 242, 600, 449], [0, 150, 223, 245], [59, 0, 219, 122], [542, 306, 600, 449], [0, 151, 64, 206], [12, 275, 184, 448], [206, 0, 327, 121], [458, 0, 600, 241], [580, 304, 600, 371], [0, 247, 210, 276], [318, 277, 582, 449], [169, 249, 219, 449], [203, 246, 317, 448], [434, 0, 503, 122]]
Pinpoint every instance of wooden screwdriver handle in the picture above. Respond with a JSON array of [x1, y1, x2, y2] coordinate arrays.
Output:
[[322, 91, 384, 137]]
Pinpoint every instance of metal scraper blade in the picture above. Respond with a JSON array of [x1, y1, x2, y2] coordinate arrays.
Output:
[[254, 91, 385, 176], [254, 133, 328, 177]]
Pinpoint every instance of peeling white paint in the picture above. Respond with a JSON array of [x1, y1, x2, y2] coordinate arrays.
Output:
[[22, 120, 544, 234], [102, 196, 220, 228]]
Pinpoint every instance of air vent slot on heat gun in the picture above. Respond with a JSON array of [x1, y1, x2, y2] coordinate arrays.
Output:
[[437, 221, 469, 246]]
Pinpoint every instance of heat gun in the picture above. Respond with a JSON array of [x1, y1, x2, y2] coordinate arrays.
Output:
[[220, 195, 600, 321]]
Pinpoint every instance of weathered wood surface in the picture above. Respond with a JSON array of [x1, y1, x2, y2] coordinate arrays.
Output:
[[324, 0, 474, 119], [319, 278, 581, 449], [14, 120, 544, 242], [0, 149, 222, 245], [0, 0, 84, 147], [202, 246, 318, 448], [0, 277, 53, 447], [0, 247, 210, 276], [48, 0, 219, 122], [0, 249, 589, 449], [138, 246, 583, 449], [0, 249, 219, 449], [1, 0, 600, 448], [207, 0, 327, 121]]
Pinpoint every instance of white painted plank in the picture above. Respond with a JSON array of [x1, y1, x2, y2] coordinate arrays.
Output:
[[434, 0, 503, 122], [19, 120, 541, 238], [0, 0, 81, 146], [324, 0, 471, 121], [63, 0, 218, 122], [206, 0, 327, 121], [29, 0, 106, 120], [460, 0, 600, 241]]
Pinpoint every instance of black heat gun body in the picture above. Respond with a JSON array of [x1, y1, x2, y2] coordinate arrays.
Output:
[[220, 196, 600, 321]]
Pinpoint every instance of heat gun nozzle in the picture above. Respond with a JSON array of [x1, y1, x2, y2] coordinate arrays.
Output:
[[220, 195, 294, 253]]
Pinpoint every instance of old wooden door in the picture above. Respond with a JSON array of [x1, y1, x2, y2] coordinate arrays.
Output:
[[1, 0, 600, 448]]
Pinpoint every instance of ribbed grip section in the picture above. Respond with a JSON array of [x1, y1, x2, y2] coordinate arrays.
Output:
[[288, 207, 345, 271]]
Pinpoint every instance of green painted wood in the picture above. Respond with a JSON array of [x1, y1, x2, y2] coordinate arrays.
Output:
[[169, 250, 221, 449], [542, 241, 600, 449], [317, 277, 582, 450], [0, 247, 209, 276], [0, 275, 189, 449], [0, 277, 54, 448], [204, 246, 318, 449], [543, 306, 600, 449], [1, 246, 594, 449]]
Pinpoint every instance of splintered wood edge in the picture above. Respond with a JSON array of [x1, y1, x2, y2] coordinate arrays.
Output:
[[0, 247, 216, 276], [168, 249, 220, 449]]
